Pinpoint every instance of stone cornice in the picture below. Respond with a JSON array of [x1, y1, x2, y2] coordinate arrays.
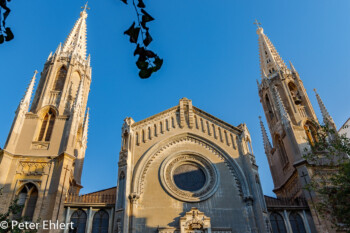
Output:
[[132, 106, 178, 128], [193, 107, 242, 135]]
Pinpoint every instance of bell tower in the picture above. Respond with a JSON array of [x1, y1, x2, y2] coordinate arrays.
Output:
[[0, 5, 91, 226], [256, 23, 336, 232], [256, 23, 322, 198]]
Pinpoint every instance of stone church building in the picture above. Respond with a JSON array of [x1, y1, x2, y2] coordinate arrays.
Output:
[[0, 6, 340, 233]]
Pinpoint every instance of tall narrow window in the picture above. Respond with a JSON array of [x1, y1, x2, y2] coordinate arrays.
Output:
[[69, 210, 87, 233], [92, 210, 109, 233], [136, 132, 139, 145], [122, 131, 128, 151], [117, 172, 125, 209], [142, 129, 145, 143], [160, 122, 163, 134], [265, 94, 274, 119], [304, 123, 318, 146], [15, 183, 38, 221], [53, 67, 67, 91], [38, 109, 56, 141], [154, 124, 157, 137], [148, 127, 152, 140], [270, 213, 287, 233], [289, 213, 306, 233]]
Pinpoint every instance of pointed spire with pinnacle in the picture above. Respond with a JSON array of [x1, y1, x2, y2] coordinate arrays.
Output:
[[62, 2, 89, 60], [55, 43, 62, 55], [255, 20, 287, 78], [289, 61, 297, 74], [18, 71, 37, 112], [274, 86, 290, 125], [314, 89, 336, 128], [259, 116, 272, 155]]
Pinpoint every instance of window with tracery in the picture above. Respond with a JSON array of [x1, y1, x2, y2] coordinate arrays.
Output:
[[288, 82, 302, 105], [38, 109, 56, 141], [92, 210, 109, 233], [15, 183, 38, 221], [289, 213, 306, 233], [53, 66, 67, 91], [69, 209, 87, 233], [270, 212, 287, 233]]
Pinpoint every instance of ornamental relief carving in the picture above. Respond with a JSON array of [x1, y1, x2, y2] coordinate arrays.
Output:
[[17, 161, 51, 176]]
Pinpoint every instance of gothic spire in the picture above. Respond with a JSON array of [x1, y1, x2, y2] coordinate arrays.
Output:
[[18, 71, 37, 112], [259, 116, 272, 155], [273, 86, 290, 125], [62, 4, 88, 60], [314, 89, 336, 128], [256, 22, 287, 78]]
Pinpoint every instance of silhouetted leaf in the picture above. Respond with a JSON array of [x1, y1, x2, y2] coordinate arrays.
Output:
[[144, 49, 156, 58], [0, 34, 4, 44], [136, 60, 148, 70], [143, 31, 153, 47], [5, 27, 13, 41], [139, 68, 153, 79], [153, 56, 163, 72], [124, 22, 140, 43], [141, 9, 154, 23], [137, 0, 145, 8], [134, 44, 147, 61], [121, 0, 128, 4], [134, 44, 143, 56]]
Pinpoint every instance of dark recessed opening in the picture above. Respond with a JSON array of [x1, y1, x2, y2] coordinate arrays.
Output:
[[173, 164, 206, 192]]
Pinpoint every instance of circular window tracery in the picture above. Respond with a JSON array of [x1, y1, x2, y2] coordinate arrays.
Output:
[[159, 152, 219, 202]]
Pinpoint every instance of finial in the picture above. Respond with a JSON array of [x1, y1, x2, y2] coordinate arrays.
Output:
[[289, 61, 297, 73], [254, 19, 264, 35], [314, 88, 336, 129], [259, 115, 272, 155], [82, 1, 90, 12], [80, 1, 90, 18], [254, 19, 261, 29]]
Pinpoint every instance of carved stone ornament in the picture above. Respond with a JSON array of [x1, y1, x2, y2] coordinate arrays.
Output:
[[31, 141, 50, 150], [129, 192, 140, 204], [17, 161, 50, 176], [159, 152, 219, 202], [179, 207, 211, 233]]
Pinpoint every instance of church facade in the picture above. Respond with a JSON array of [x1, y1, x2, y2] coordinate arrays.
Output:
[[0, 5, 341, 233]]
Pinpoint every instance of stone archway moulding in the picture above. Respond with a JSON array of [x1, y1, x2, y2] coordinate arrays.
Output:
[[131, 132, 251, 200]]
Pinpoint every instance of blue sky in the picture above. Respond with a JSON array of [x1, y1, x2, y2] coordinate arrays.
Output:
[[1, 0, 350, 197]]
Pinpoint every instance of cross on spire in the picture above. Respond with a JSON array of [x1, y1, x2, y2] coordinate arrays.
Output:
[[254, 19, 261, 29], [82, 2, 90, 12]]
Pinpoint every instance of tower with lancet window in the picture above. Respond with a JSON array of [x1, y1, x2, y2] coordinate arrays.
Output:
[[0, 5, 91, 226], [256, 22, 336, 233]]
